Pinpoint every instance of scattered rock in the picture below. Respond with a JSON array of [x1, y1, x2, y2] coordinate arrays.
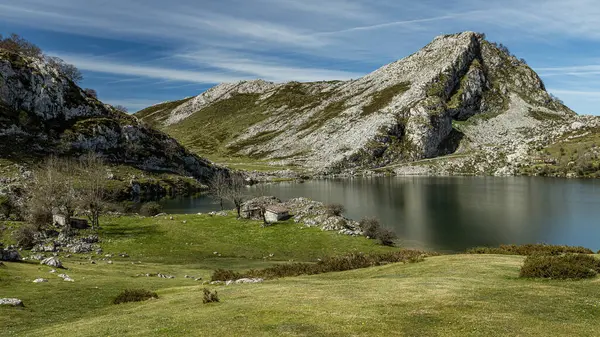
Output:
[[0, 298, 24, 307], [157, 273, 175, 279], [107, 260, 113, 264], [41, 256, 63, 269], [33, 278, 48, 283], [63, 277, 75, 282], [154, 213, 167, 217], [30, 254, 45, 261], [119, 253, 129, 258], [234, 278, 264, 284], [210, 281, 224, 285], [49, 269, 56, 273]]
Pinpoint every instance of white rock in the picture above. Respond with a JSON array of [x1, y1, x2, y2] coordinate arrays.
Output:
[[33, 278, 48, 283], [0, 298, 23, 307]]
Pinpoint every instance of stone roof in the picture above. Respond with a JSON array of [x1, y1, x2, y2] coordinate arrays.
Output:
[[266, 205, 289, 214]]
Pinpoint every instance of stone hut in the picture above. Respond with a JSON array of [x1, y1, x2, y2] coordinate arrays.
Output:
[[52, 214, 90, 230], [265, 205, 290, 223]]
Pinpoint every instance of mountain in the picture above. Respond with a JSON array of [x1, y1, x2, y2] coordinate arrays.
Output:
[[137, 31, 600, 177], [0, 49, 218, 182]]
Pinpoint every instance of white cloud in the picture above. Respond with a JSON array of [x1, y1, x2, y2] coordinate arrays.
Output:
[[52, 53, 252, 84]]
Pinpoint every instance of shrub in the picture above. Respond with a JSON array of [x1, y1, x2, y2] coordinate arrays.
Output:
[[140, 202, 162, 217], [202, 288, 220, 304], [0, 195, 13, 219], [324, 203, 345, 217], [377, 228, 397, 246], [359, 217, 380, 238], [113, 289, 158, 304], [12, 223, 39, 249], [359, 217, 397, 246], [520, 254, 600, 280], [211, 250, 429, 281], [466, 244, 594, 256]]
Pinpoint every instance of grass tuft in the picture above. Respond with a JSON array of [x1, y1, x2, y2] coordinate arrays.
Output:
[[113, 289, 158, 304]]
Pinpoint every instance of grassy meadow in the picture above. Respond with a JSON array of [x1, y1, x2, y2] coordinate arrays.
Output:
[[1, 214, 600, 336]]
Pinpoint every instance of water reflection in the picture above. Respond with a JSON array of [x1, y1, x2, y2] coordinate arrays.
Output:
[[160, 177, 600, 252]]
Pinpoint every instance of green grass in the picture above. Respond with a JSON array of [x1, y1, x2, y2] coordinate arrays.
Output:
[[3, 254, 600, 336]]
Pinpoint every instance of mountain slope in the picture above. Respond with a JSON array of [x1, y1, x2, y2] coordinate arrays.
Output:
[[0, 49, 218, 181], [136, 32, 600, 176]]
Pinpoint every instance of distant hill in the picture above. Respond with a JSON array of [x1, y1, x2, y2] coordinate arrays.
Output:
[[0, 48, 218, 182], [137, 32, 600, 177]]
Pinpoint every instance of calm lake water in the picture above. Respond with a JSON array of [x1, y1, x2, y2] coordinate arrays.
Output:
[[160, 177, 600, 252]]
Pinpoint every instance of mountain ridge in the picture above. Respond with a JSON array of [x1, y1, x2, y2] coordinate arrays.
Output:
[[137, 31, 599, 177], [0, 48, 219, 182]]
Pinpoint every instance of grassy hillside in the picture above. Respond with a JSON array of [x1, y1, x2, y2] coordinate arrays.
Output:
[[2, 214, 600, 336]]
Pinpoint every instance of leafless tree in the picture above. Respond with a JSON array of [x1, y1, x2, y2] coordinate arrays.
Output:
[[224, 173, 247, 218], [208, 171, 229, 211], [114, 105, 129, 113], [77, 153, 108, 230], [84, 88, 98, 99], [26, 157, 77, 234], [0, 33, 42, 58], [45, 56, 83, 83]]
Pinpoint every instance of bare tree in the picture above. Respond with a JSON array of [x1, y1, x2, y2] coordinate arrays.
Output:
[[84, 88, 98, 99], [45, 56, 83, 83], [26, 157, 77, 234], [77, 153, 108, 230], [0, 33, 42, 58], [208, 171, 229, 211], [114, 105, 129, 113], [224, 173, 247, 218]]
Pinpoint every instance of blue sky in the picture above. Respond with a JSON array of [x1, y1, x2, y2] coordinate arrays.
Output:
[[0, 0, 599, 115]]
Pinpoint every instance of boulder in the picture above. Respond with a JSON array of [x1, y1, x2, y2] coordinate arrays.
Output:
[[0, 298, 24, 307], [1, 248, 21, 262], [33, 278, 48, 283], [234, 278, 264, 284], [41, 256, 63, 269]]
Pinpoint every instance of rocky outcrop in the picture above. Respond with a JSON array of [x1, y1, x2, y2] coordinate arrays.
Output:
[[137, 32, 597, 176], [0, 50, 219, 181]]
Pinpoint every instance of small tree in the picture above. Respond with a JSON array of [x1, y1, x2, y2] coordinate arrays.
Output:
[[84, 88, 98, 99], [0, 33, 42, 58], [114, 105, 129, 113], [45, 56, 83, 83], [26, 157, 77, 234], [325, 203, 345, 217], [77, 153, 108, 230], [224, 173, 247, 218], [208, 171, 229, 211]]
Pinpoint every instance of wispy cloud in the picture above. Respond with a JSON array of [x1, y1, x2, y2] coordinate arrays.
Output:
[[52, 53, 252, 84], [175, 50, 362, 82]]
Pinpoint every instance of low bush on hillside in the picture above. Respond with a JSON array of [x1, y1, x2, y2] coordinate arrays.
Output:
[[211, 250, 428, 281], [140, 202, 162, 217], [324, 203, 345, 217], [466, 244, 594, 256], [12, 223, 39, 249], [202, 288, 219, 304], [113, 289, 158, 304], [359, 217, 397, 246], [519, 254, 600, 280]]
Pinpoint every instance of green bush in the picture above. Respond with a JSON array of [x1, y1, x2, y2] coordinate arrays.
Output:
[[324, 203, 345, 217], [113, 289, 158, 304], [202, 288, 219, 304], [211, 250, 429, 281], [139, 202, 162, 217], [520, 254, 600, 280], [466, 244, 594, 256], [12, 223, 39, 249]]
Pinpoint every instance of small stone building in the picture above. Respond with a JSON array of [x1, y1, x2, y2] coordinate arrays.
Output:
[[52, 214, 90, 230], [264, 205, 290, 223]]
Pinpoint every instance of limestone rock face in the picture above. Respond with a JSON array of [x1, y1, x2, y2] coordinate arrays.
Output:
[[0, 50, 218, 181], [137, 32, 593, 175]]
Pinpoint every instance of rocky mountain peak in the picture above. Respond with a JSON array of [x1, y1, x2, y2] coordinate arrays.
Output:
[[136, 32, 595, 176]]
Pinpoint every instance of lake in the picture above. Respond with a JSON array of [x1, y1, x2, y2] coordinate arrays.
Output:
[[160, 177, 600, 252]]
